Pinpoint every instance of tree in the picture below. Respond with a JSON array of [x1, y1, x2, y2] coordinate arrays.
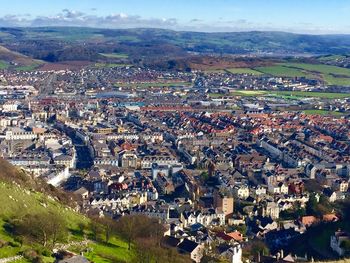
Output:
[[341, 239, 350, 253], [115, 215, 144, 250], [12, 212, 67, 248], [77, 222, 87, 236], [248, 240, 269, 258], [134, 237, 191, 263], [89, 220, 104, 242], [95, 217, 117, 244], [306, 194, 319, 216]]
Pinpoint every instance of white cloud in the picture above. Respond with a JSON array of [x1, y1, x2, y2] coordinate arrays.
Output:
[[0, 9, 348, 34], [0, 9, 178, 29]]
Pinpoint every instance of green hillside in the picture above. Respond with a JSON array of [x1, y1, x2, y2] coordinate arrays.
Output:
[[0, 159, 190, 263], [0, 159, 133, 262]]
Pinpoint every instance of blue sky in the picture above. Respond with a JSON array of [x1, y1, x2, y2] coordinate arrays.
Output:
[[1, 0, 350, 33]]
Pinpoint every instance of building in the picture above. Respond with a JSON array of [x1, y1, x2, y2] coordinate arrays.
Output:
[[214, 191, 234, 218], [177, 239, 203, 263], [330, 230, 350, 256]]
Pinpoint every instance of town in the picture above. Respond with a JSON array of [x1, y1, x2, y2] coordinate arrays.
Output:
[[1, 62, 350, 263]]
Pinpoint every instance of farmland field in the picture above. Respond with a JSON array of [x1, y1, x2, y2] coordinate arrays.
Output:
[[99, 53, 129, 59], [281, 63, 350, 77], [254, 65, 314, 78], [94, 63, 131, 68], [302, 109, 345, 116], [280, 63, 350, 86], [225, 68, 262, 75], [0, 60, 8, 69], [15, 63, 40, 71], [271, 91, 350, 99], [209, 90, 350, 99]]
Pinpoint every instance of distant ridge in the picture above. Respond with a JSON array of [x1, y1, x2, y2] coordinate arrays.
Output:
[[1, 27, 350, 63]]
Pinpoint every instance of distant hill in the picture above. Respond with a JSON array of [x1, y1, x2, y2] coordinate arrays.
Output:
[[1, 27, 350, 63]]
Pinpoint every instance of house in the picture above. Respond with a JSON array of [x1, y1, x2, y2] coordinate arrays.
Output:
[[330, 230, 350, 256], [217, 243, 243, 263], [323, 188, 338, 203], [231, 244, 243, 263], [74, 187, 89, 200], [254, 186, 267, 196], [289, 181, 304, 195], [257, 217, 278, 237], [323, 213, 339, 223], [301, 216, 318, 227], [214, 191, 234, 217], [181, 209, 225, 227], [177, 238, 203, 263], [234, 185, 250, 200], [268, 182, 288, 195], [226, 231, 244, 242], [262, 201, 280, 220], [332, 179, 349, 193]]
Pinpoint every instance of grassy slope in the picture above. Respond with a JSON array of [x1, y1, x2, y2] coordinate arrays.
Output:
[[0, 160, 133, 262], [0, 45, 44, 69]]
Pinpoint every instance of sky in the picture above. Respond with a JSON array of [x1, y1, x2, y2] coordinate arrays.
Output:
[[0, 0, 350, 34]]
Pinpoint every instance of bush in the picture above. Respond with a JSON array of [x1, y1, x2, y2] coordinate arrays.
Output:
[[32, 256, 43, 263], [0, 239, 8, 248], [23, 249, 39, 260], [8, 241, 20, 247], [40, 248, 52, 257]]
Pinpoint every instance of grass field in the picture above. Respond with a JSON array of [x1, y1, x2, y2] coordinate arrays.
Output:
[[323, 74, 350, 86], [302, 109, 345, 116], [0, 182, 133, 262], [220, 62, 350, 86], [225, 68, 262, 75], [0, 60, 8, 70], [209, 90, 350, 99], [94, 63, 131, 68], [83, 238, 133, 263], [318, 55, 347, 62], [99, 53, 129, 59], [115, 81, 192, 88], [254, 65, 314, 78], [282, 63, 350, 77], [15, 64, 40, 71], [272, 91, 350, 99], [279, 63, 350, 86]]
